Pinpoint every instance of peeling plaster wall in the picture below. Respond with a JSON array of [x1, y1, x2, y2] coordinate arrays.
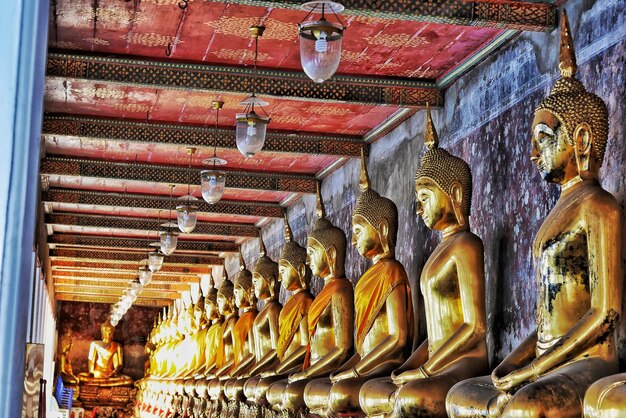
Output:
[[227, 0, 626, 367]]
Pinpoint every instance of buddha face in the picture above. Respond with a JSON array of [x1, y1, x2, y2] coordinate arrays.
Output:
[[101, 324, 113, 343], [351, 214, 383, 258], [234, 284, 249, 308], [205, 300, 216, 321], [531, 109, 577, 184], [307, 238, 331, 278], [217, 294, 232, 316], [252, 272, 271, 300], [415, 178, 456, 230], [279, 260, 302, 291]]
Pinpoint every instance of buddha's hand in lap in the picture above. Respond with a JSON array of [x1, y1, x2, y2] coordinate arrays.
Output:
[[492, 365, 535, 392], [391, 367, 428, 386], [288, 372, 306, 383], [260, 369, 276, 378], [330, 368, 358, 383]]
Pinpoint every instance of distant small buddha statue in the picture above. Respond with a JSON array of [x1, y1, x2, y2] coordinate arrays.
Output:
[[78, 320, 133, 387], [244, 214, 314, 407], [197, 276, 223, 381], [446, 11, 622, 417], [268, 184, 354, 414], [359, 105, 489, 417], [56, 330, 79, 385], [306, 149, 414, 416]]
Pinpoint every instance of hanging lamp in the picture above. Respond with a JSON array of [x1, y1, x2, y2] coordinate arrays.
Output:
[[201, 101, 227, 204], [148, 211, 165, 272], [235, 25, 270, 158], [160, 185, 179, 256], [299, 1, 345, 83], [177, 148, 199, 233]]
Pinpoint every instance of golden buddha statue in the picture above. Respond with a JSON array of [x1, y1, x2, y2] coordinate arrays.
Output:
[[359, 105, 489, 416], [78, 320, 133, 387], [244, 214, 314, 407], [56, 330, 79, 385], [181, 295, 209, 378], [446, 11, 622, 417], [196, 276, 224, 388], [267, 184, 354, 414], [305, 150, 414, 416]]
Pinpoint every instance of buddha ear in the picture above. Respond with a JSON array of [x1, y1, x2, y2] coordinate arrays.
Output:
[[574, 122, 592, 172], [326, 245, 337, 277], [450, 181, 465, 227], [298, 264, 307, 288], [378, 219, 390, 253]]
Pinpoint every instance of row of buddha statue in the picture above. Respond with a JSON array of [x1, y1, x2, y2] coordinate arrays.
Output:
[[133, 11, 624, 418]]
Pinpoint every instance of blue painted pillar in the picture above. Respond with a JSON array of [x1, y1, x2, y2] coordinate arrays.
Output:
[[0, 0, 49, 415]]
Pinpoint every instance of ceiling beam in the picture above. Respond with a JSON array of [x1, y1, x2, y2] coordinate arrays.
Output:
[[54, 279, 189, 292], [54, 287, 180, 300], [42, 115, 367, 158], [55, 293, 170, 307], [52, 270, 201, 283], [49, 248, 223, 265], [208, 0, 557, 32], [43, 188, 285, 219], [47, 214, 258, 240], [46, 53, 443, 107], [41, 157, 318, 195]]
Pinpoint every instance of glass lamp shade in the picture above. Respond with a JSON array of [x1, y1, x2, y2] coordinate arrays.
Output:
[[138, 266, 153, 286], [299, 20, 343, 83], [160, 231, 178, 256], [176, 200, 198, 233], [148, 251, 165, 273], [235, 111, 269, 157], [200, 170, 226, 204], [130, 280, 143, 297], [110, 318, 119, 327]]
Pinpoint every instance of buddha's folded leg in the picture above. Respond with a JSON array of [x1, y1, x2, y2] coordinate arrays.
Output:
[[304, 377, 332, 415], [393, 373, 457, 418], [254, 375, 286, 405], [584, 373, 626, 418], [503, 357, 617, 418], [282, 379, 310, 412], [243, 376, 260, 401], [359, 377, 396, 416], [225, 378, 247, 401], [445, 375, 499, 418], [267, 379, 289, 411], [329, 376, 370, 415]]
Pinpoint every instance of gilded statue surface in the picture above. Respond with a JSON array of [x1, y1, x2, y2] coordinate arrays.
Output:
[[78, 321, 133, 387], [267, 185, 354, 414], [446, 11, 622, 417], [244, 215, 314, 406], [360, 105, 489, 417], [305, 150, 414, 416], [56, 330, 79, 385]]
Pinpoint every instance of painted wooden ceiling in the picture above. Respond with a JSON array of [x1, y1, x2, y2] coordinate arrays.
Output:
[[41, 0, 557, 306]]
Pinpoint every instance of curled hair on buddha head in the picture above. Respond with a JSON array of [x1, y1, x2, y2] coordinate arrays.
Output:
[[308, 182, 347, 278], [280, 212, 311, 288], [415, 103, 473, 219], [353, 148, 399, 248], [254, 232, 279, 298], [205, 272, 218, 307], [217, 269, 234, 301], [234, 247, 253, 293], [535, 10, 609, 163]]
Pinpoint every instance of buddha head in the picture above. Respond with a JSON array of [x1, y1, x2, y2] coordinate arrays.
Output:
[[234, 249, 256, 308], [217, 270, 235, 317], [532, 10, 608, 185], [101, 320, 115, 344], [415, 104, 472, 231], [352, 148, 398, 259], [59, 331, 73, 355], [204, 276, 220, 322], [280, 213, 311, 291], [193, 295, 207, 329], [307, 183, 347, 279], [253, 234, 279, 301]]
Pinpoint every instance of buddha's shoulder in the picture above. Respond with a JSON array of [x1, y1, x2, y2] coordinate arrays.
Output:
[[449, 231, 484, 251], [580, 184, 619, 213]]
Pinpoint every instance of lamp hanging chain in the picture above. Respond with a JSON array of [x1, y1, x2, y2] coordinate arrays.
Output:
[[186, 151, 192, 196], [213, 106, 220, 169], [168, 185, 174, 228]]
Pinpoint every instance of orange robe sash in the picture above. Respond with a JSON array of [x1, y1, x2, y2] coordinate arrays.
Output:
[[232, 310, 257, 366], [303, 278, 352, 369], [354, 258, 413, 355], [277, 292, 313, 361]]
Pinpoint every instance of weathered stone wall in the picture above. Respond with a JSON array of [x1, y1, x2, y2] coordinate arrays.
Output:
[[228, 0, 626, 367], [57, 301, 159, 380]]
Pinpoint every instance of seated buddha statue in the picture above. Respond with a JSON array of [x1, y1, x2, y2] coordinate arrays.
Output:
[[268, 184, 354, 414], [181, 295, 209, 379], [78, 320, 133, 387], [244, 214, 314, 407], [306, 149, 414, 415], [195, 276, 224, 392], [227, 236, 281, 410], [359, 105, 489, 417], [446, 11, 622, 417], [56, 330, 79, 385]]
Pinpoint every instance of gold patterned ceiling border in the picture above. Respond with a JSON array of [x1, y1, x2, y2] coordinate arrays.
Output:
[[41, 157, 318, 194], [49, 243, 220, 256], [52, 270, 201, 283], [48, 214, 257, 240], [206, 0, 557, 32], [55, 293, 171, 307], [49, 257, 218, 271], [54, 278, 190, 292], [43, 188, 285, 218], [54, 287, 180, 300], [46, 53, 442, 107], [48, 248, 222, 264], [42, 115, 367, 158]]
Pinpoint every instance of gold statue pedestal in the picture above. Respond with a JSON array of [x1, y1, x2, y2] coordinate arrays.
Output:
[[77, 382, 136, 410]]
